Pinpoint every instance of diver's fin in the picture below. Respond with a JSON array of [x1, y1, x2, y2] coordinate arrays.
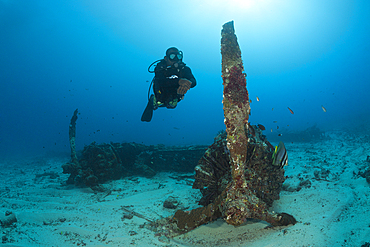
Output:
[[141, 95, 154, 122]]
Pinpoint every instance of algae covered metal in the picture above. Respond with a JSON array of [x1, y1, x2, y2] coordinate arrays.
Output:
[[220, 21, 294, 227], [170, 21, 296, 233]]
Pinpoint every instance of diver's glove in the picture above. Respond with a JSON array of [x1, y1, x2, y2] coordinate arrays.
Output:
[[177, 79, 192, 95]]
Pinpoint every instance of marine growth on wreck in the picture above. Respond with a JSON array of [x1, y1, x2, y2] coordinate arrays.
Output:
[[165, 21, 297, 234]]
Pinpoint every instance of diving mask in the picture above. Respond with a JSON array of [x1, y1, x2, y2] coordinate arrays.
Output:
[[168, 51, 183, 61]]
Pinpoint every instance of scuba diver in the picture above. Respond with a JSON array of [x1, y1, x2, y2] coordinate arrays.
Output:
[[141, 47, 196, 122]]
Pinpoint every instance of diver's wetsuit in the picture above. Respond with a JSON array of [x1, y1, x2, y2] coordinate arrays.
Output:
[[153, 60, 196, 106]]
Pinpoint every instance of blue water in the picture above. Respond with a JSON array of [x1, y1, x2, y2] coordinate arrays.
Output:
[[1, 0, 369, 160]]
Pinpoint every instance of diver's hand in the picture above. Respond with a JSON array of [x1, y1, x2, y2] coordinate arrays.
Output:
[[177, 79, 192, 95]]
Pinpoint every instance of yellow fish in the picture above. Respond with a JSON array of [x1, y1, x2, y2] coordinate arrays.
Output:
[[321, 105, 327, 112], [256, 96, 260, 102]]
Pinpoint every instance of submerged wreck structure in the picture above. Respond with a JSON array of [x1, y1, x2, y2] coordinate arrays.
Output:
[[63, 21, 296, 238], [150, 21, 296, 236], [62, 141, 207, 188], [63, 109, 206, 188]]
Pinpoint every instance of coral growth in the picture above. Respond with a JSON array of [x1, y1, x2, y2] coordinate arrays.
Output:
[[194, 127, 285, 209], [166, 21, 296, 233], [62, 142, 127, 187], [221, 21, 282, 227]]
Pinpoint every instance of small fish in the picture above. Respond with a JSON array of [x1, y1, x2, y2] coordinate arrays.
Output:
[[257, 124, 265, 130], [277, 126, 279, 129], [273, 121, 277, 123], [256, 96, 260, 102], [321, 105, 327, 112], [271, 129, 273, 132], [288, 107, 294, 114], [278, 134, 282, 136], [272, 141, 288, 168], [247, 123, 256, 137], [272, 108, 274, 111]]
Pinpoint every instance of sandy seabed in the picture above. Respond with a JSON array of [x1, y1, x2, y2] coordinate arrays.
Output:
[[0, 131, 369, 247]]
